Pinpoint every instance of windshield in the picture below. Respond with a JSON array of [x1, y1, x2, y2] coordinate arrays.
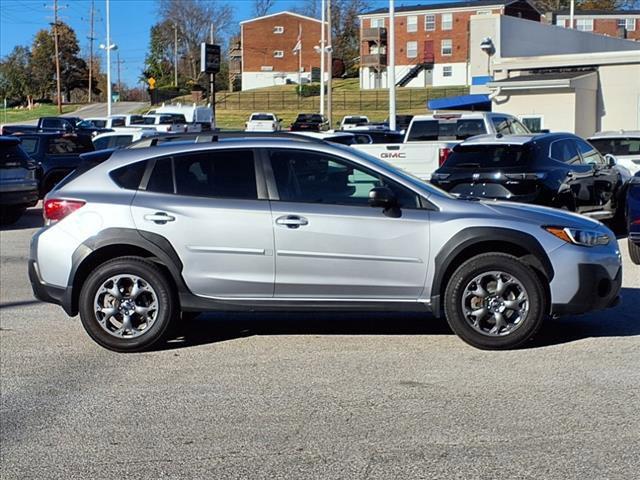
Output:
[[407, 119, 487, 141], [589, 137, 640, 157], [445, 144, 532, 169]]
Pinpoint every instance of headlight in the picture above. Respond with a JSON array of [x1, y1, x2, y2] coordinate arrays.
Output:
[[544, 226, 610, 247]]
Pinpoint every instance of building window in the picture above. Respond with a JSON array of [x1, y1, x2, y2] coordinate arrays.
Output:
[[519, 115, 544, 133], [407, 15, 417, 32], [406, 41, 418, 59], [371, 18, 385, 28], [555, 18, 566, 28], [441, 13, 453, 30], [576, 18, 593, 31], [273, 50, 284, 58], [425, 14, 436, 31], [273, 26, 284, 34], [442, 65, 452, 77], [618, 18, 637, 31], [441, 39, 452, 56]]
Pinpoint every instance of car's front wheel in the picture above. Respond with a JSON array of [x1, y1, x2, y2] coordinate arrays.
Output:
[[444, 253, 546, 350], [79, 256, 177, 352]]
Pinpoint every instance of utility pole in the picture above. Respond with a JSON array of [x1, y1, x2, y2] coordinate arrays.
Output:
[[52, 0, 62, 114], [319, 0, 326, 115], [326, 0, 332, 126], [115, 52, 125, 101], [106, 0, 112, 116], [174, 23, 178, 87], [87, 0, 95, 103]]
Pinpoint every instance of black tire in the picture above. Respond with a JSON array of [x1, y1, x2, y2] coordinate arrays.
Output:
[[78, 256, 177, 352], [0, 206, 26, 226], [444, 253, 546, 350], [629, 239, 640, 265]]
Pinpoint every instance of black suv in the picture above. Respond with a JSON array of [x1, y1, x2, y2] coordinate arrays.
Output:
[[430, 133, 630, 221]]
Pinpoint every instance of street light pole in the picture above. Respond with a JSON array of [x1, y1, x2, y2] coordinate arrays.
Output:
[[388, 0, 396, 131], [327, 0, 332, 126], [106, 0, 112, 116], [320, 0, 326, 115]]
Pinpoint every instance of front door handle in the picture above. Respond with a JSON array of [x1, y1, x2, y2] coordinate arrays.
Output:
[[275, 215, 309, 229], [144, 212, 175, 224]]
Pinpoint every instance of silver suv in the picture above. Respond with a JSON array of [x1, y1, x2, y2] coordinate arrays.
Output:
[[29, 138, 622, 351]]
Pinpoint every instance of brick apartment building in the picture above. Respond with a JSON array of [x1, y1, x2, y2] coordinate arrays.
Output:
[[240, 11, 323, 91], [552, 10, 640, 41], [359, 0, 540, 89]]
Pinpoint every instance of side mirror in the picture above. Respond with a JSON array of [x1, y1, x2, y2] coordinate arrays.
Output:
[[368, 186, 396, 208], [604, 154, 617, 167]]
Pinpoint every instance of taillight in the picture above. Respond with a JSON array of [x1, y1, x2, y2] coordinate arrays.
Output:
[[43, 199, 85, 223], [439, 147, 452, 167]]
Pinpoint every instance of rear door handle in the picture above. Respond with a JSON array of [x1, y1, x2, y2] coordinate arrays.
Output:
[[144, 212, 175, 224], [275, 215, 309, 229]]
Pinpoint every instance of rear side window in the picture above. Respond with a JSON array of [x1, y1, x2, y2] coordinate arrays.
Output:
[[589, 138, 640, 156], [491, 116, 511, 135], [93, 136, 110, 150], [110, 161, 147, 190], [145, 150, 257, 199], [446, 144, 532, 168], [17, 137, 38, 155], [550, 139, 580, 164], [111, 118, 126, 127], [0, 142, 30, 167], [129, 115, 145, 125], [47, 136, 94, 154], [41, 118, 65, 129], [576, 139, 605, 165], [91, 120, 107, 128], [113, 135, 133, 147]]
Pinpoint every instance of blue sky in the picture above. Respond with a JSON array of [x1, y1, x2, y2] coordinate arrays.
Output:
[[0, 0, 416, 87]]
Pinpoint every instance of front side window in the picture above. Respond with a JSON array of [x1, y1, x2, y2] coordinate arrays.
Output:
[[576, 18, 593, 31], [491, 116, 511, 135], [407, 15, 417, 32], [575, 139, 605, 165], [146, 150, 258, 199], [509, 119, 530, 134], [269, 149, 420, 209], [441, 13, 453, 30], [406, 41, 418, 59], [19, 137, 39, 155], [441, 39, 452, 56], [425, 14, 435, 31], [111, 117, 126, 127], [550, 139, 580, 164]]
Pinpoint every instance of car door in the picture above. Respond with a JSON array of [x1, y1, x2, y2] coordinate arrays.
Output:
[[130, 148, 275, 298], [549, 138, 595, 212], [575, 138, 618, 210], [265, 148, 430, 300]]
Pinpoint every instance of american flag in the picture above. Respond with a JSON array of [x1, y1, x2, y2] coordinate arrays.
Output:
[[292, 24, 302, 55]]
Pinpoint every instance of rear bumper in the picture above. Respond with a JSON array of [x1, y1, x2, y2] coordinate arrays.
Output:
[[0, 188, 39, 207], [552, 263, 622, 316]]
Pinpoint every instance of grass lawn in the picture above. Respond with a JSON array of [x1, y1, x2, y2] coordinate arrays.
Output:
[[1, 104, 81, 124]]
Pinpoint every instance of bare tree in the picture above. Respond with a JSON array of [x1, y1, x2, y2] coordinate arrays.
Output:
[[253, 0, 275, 17], [292, 0, 320, 18], [159, 0, 233, 85]]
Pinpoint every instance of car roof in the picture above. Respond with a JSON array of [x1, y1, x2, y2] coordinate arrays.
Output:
[[458, 132, 574, 146], [589, 130, 640, 139]]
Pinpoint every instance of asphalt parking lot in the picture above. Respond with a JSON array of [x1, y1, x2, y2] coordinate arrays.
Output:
[[1, 206, 639, 479]]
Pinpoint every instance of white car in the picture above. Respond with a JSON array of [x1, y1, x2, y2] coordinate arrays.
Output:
[[588, 131, 640, 175], [148, 103, 213, 131], [85, 115, 147, 130], [340, 115, 370, 130], [92, 129, 158, 150], [245, 113, 281, 132], [141, 114, 196, 133]]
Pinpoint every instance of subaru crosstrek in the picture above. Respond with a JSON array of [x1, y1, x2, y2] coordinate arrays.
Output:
[[29, 138, 622, 351]]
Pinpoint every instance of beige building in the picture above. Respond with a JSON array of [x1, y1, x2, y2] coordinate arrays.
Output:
[[468, 14, 640, 136]]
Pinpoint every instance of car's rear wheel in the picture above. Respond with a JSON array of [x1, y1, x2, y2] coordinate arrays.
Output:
[[629, 239, 640, 265], [79, 256, 176, 352], [444, 253, 546, 350]]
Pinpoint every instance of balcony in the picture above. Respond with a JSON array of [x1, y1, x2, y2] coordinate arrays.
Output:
[[362, 27, 387, 43], [361, 53, 387, 67]]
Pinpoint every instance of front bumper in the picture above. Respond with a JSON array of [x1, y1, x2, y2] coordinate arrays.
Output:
[[0, 188, 39, 207], [551, 263, 622, 316]]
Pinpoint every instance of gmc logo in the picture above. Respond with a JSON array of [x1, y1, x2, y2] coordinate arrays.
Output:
[[381, 152, 406, 159]]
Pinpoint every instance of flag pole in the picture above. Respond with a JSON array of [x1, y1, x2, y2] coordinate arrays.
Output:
[[388, 0, 396, 131], [298, 24, 302, 90]]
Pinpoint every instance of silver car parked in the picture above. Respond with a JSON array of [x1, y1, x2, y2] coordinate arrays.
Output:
[[29, 137, 622, 351]]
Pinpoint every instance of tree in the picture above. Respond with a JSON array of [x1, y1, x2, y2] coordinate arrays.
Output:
[[532, 0, 638, 11], [253, 0, 275, 17], [0, 46, 34, 106], [331, 0, 371, 77], [142, 21, 175, 87], [157, 0, 233, 86], [30, 29, 56, 99]]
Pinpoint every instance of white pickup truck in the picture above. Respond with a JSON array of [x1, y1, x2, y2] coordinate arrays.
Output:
[[245, 112, 282, 132], [351, 112, 530, 179], [141, 114, 200, 133]]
